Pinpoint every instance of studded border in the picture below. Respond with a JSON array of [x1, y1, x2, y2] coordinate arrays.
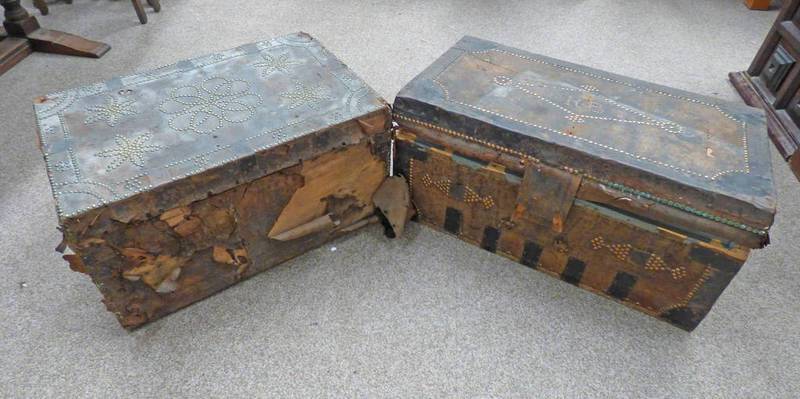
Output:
[[432, 48, 751, 181]]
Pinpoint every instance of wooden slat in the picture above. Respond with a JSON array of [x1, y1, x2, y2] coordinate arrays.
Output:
[[729, 71, 800, 159], [774, 110, 800, 151], [778, 21, 800, 55], [0, 37, 31, 76], [773, 47, 800, 108]]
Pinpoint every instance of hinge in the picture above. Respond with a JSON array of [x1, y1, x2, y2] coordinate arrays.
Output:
[[388, 121, 399, 176]]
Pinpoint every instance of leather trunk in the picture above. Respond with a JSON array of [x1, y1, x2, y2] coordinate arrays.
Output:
[[392, 36, 777, 331], [34, 33, 391, 328]]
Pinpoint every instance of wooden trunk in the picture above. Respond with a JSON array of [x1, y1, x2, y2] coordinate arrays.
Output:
[[730, 0, 800, 182], [36, 33, 778, 331], [393, 37, 776, 331], [34, 33, 391, 328]]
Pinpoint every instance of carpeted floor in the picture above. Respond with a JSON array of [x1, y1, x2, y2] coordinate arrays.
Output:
[[1, 0, 798, 397]]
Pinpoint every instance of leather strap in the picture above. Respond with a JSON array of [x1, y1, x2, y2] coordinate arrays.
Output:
[[512, 163, 582, 233]]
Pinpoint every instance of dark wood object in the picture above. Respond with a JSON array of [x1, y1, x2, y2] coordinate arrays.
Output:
[[0, 0, 108, 76], [131, 0, 160, 24], [31, 0, 160, 24], [0, 35, 31, 75], [32, 0, 51, 15], [731, 0, 800, 181], [31, 0, 75, 16], [34, 33, 391, 328], [393, 36, 776, 331], [745, 0, 772, 10]]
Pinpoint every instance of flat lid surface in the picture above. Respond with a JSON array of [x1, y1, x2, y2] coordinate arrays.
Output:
[[395, 36, 776, 223], [35, 32, 384, 219]]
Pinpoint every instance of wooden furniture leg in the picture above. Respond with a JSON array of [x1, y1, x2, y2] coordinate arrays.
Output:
[[32, 0, 48, 15], [147, 0, 161, 13], [0, 0, 109, 76], [131, 0, 147, 24]]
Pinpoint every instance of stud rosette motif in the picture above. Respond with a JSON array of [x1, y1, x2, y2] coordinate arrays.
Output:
[[84, 94, 138, 126], [94, 133, 163, 171], [253, 53, 300, 76], [280, 82, 331, 110], [159, 76, 263, 135]]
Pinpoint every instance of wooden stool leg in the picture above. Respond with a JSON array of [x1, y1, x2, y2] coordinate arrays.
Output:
[[0, 0, 109, 77], [147, 0, 161, 12], [131, 0, 147, 24], [32, 0, 48, 15]]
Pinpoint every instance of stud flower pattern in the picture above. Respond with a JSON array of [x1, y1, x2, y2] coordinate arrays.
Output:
[[95, 133, 163, 171], [252, 53, 300, 76], [84, 94, 138, 126], [280, 82, 331, 109], [159, 76, 263, 134]]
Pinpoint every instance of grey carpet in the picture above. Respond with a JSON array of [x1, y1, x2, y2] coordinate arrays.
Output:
[[1, 0, 798, 397]]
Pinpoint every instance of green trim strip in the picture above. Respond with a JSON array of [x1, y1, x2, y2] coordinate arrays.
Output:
[[581, 175, 767, 236]]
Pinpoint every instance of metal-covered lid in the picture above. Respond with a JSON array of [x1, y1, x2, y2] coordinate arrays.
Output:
[[35, 32, 385, 220]]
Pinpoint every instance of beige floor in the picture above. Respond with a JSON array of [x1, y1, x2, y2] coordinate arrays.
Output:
[[1, 0, 798, 397]]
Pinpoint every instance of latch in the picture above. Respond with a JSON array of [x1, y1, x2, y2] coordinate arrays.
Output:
[[512, 163, 582, 233]]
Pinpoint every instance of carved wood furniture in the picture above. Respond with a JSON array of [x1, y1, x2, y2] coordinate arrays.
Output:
[[30, 0, 160, 24], [31, 0, 62, 16], [0, 0, 108, 76], [731, 0, 800, 181], [131, 0, 160, 24]]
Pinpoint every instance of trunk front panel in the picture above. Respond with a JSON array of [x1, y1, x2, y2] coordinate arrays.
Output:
[[395, 127, 747, 331]]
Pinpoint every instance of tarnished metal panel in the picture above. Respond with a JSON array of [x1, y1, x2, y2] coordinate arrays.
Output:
[[394, 36, 776, 235], [34, 32, 387, 221]]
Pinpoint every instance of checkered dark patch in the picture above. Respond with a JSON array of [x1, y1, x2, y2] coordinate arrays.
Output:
[[480, 226, 500, 252], [444, 207, 462, 235], [606, 271, 637, 300], [520, 241, 543, 269], [561, 258, 586, 285]]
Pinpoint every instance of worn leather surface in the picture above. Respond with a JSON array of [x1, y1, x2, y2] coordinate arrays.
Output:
[[34, 32, 386, 219], [394, 36, 776, 228]]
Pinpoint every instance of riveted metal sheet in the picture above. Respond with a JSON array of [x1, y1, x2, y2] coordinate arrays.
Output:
[[34, 32, 386, 220]]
